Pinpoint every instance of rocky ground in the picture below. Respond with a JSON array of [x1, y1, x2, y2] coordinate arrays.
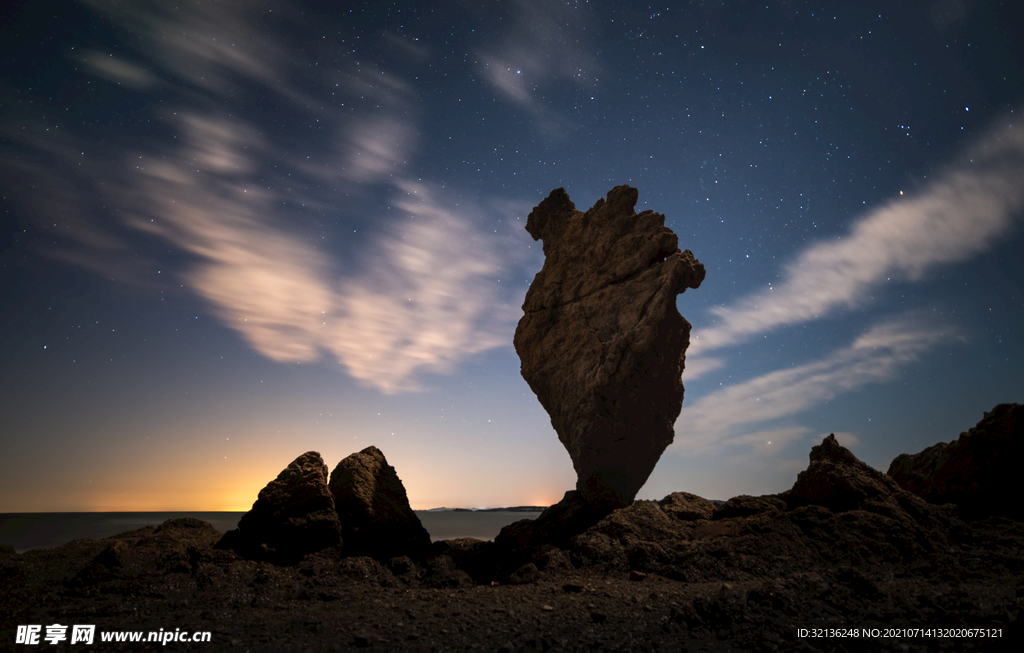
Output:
[[3, 435, 1024, 652], [2, 512, 1021, 652]]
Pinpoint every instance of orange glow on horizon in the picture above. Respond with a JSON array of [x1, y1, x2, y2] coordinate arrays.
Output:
[[0, 425, 574, 513]]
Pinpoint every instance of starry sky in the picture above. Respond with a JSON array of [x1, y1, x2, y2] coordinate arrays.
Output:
[[2, 0, 1022, 512]]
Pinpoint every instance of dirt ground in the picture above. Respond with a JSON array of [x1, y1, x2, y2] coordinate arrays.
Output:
[[2, 509, 1022, 652]]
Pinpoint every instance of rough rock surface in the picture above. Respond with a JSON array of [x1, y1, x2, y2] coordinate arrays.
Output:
[[5, 435, 1023, 652], [215, 451, 342, 563], [494, 490, 605, 560], [328, 445, 431, 560], [570, 434, 975, 582], [658, 491, 717, 521], [789, 434, 934, 514], [888, 403, 1024, 521], [515, 185, 705, 510]]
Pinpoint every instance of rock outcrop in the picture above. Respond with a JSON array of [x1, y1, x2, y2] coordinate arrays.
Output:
[[658, 492, 717, 521], [888, 403, 1024, 521], [569, 434, 968, 582], [216, 451, 342, 563], [8, 431, 1024, 652], [787, 434, 953, 531], [329, 446, 431, 560], [494, 490, 605, 557], [514, 185, 705, 510]]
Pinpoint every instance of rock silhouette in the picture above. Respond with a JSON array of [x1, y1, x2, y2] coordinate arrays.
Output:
[[569, 434, 967, 582], [888, 403, 1024, 521], [514, 185, 705, 510], [658, 491, 717, 521], [6, 433, 1023, 651], [785, 434, 958, 542], [329, 445, 432, 560], [215, 451, 342, 563]]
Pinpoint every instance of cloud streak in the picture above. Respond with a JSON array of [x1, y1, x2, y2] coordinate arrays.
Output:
[[475, 0, 599, 131], [326, 181, 534, 391], [78, 49, 157, 89], [676, 314, 962, 455], [1, 1, 540, 394], [671, 115, 1023, 463], [691, 115, 1024, 356], [124, 112, 532, 393]]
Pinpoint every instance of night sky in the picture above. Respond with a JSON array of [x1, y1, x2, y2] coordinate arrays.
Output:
[[2, 0, 1022, 512]]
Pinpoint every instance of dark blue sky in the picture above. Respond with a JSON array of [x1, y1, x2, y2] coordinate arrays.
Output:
[[2, 0, 1022, 510]]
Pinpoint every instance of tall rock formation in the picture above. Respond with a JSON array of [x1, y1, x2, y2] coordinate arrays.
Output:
[[887, 403, 1024, 521], [514, 185, 705, 510], [329, 446, 432, 560], [216, 451, 343, 563]]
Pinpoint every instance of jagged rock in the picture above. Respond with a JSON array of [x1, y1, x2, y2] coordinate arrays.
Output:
[[789, 435, 924, 513], [328, 446, 431, 560], [421, 554, 473, 588], [786, 434, 962, 546], [566, 436, 971, 582], [68, 540, 128, 587], [494, 490, 603, 555], [337, 556, 396, 586], [568, 500, 681, 572], [9, 448, 1024, 651], [713, 494, 786, 520], [216, 451, 342, 563], [489, 491, 608, 580], [506, 562, 542, 585], [888, 403, 1024, 521], [658, 492, 716, 521], [514, 185, 705, 510]]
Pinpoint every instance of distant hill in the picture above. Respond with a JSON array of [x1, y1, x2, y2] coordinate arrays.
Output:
[[423, 506, 548, 513]]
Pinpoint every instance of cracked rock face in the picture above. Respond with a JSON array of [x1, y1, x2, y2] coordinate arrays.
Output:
[[216, 451, 343, 563], [329, 446, 432, 560], [514, 186, 705, 510], [887, 403, 1024, 521]]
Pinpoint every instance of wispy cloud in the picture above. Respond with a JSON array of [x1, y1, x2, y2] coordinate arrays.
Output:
[[326, 180, 535, 392], [675, 314, 962, 454], [343, 113, 418, 183], [690, 116, 1024, 357], [80, 0, 304, 100], [671, 115, 1023, 464], [82, 0, 419, 189], [1, 1, 540, 394], [475, 0, 599, 131], [78, 49, 157, 89], [124, 112, 533, 392]]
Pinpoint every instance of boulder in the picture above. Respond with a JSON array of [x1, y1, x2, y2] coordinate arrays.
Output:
[[788, 435, 896, 512], [784, 434, 971, 567], [787, 434, 957, 533], [329, 446, 431, 560], [887, 403, 1024, 520], [712, 494, 786, 520], [514, 185, 705, 510], [658, 491, 716, 521], [215, 451, 342, 563], [495, 490, 604, 554]]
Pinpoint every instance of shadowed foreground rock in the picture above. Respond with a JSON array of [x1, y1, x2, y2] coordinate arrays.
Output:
[[888, 403, 1024, 521], [215, 451, 342, 564], [329, 445, 431, 560], [515, 185, 705, 511], [7, 433, 1022, 652]]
